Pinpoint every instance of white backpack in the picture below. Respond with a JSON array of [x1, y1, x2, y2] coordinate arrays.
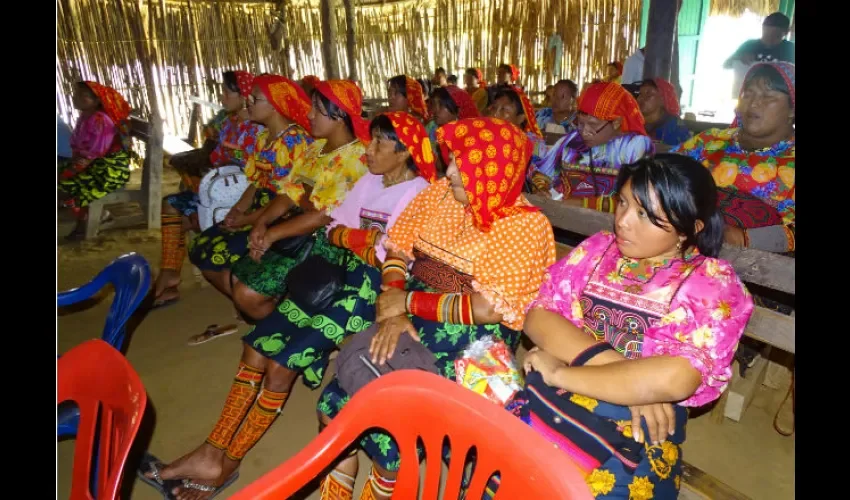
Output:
[[197, 165, 249, 231]]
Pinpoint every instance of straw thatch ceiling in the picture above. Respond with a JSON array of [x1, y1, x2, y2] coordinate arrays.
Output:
[[710, 0, 780, 17]]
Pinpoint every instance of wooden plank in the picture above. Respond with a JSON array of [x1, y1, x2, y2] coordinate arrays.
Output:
[[680, 461, 751, 500], [744, 307, 795, 355], [527, 195, 796, 295], [763, 349, 794, 390], [723, 348, 770, 422]]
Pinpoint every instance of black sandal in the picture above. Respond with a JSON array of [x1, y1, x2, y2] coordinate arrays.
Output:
[[136, 452, 182, 499]]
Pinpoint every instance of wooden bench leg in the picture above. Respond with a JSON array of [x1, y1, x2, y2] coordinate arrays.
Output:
[[85, 202, 104, 240]]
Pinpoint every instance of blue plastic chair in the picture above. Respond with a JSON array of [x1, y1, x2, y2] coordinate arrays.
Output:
[[58, 252, 151, 438]]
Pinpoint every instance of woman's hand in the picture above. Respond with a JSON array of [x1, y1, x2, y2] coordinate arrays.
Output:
[[629, 403, 676, 445], [523, 347, 567, 386], [249, 223, 268, 252], [248, 239, 269, 263], [369, 315, 421, 365], [222, 207, 245, 229], [723, 225, 747, 247], [375, 287, 409, 323]]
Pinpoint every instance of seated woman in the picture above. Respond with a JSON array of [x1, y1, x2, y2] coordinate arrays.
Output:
[[58, 81, 134, 241], [152, 70, 259, 309], [672, 61, 795, 255], [386, 75, 429, 122], [140, 112, 434, 500], [315, 117, 556, 500], [229, 80, 370, 321], [535, 79, 579, 134], [516, 154, 753, 499], [425, 85, 480, 170], [463, 68, 489, 114], [188, 75, 314, 300], [529, 82, 653, 210], [489, 86, 546, 166], [637, 78, 691, 150], [600, 61, 623, 84]]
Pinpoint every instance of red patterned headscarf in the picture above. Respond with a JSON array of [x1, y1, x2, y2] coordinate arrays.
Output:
[[381, 111, 437, 182], [651, 77, 681, 116], [577, 82, 647, 136], [732, 61, 795, 127], [301, 75, 321, 89], [510, 87, 543, 138], [253, 74, 312, 133], [436, 117, 539, 232], [232, 71, 255, 98], [314, 80, 370, 144], [82, 81, 131, 125], [509, 65, 521, 82], [473, 68, 487, 88], [611, 61, 624, 76], [403, 76, 429, 120], [445, 85, 480, 120]]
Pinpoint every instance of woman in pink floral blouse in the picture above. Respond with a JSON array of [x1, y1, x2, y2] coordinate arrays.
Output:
[[512, 153, 754, 499]]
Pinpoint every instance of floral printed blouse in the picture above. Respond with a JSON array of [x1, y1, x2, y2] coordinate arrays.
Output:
[[528, 231, 754, 407], [243, 124, 313, 194], [671, 127, 795, 226], [208, 113, 261, 169], [70, 111, 122, 159], [281, 139, 368, 215]]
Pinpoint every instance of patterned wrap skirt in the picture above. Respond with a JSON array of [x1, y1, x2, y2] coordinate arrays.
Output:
[[187, 188, 274, 271], [317, 270, 522, 473], [242, 247, 378, 388], [166, 190, 200, 216], [57, 150, 134, 207], [508, 372, 687, 499]]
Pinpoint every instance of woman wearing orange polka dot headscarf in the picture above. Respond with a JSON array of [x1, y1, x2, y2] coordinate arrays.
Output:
[[316, 117, 557, 499]]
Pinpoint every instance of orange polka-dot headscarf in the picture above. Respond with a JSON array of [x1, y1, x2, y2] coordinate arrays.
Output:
[[404, 76, 429, 120], [314, 80, 371, 144], [232, 71, 255, 98], [381, 111, 437, 183], [82, 81, 131, 125], [436, 117, 539, 232], [577, 82, 647, 136], [253, 74, 313, 133]]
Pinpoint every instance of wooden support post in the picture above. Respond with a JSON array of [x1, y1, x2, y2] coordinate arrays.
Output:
[[320, 0, 341, 80], [187, 103, 202, 147], [143, 108, 164, 230], [342, 0, 358, 82], [643, 0, 682, 84]]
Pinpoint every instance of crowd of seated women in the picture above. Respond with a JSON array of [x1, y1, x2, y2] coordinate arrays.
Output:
[[58, 58, 793, 499]]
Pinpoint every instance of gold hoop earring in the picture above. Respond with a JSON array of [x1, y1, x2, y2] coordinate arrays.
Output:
[[676, 241, 682, 250]]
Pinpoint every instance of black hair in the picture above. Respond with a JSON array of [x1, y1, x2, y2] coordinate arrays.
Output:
[[464, 68, 480, 79], [743, 64, 792, 108], [369, 114, 417, 172], [497, 63, 512, 74], [222, 71, 241, 95], [435, 67, 447, 76], [555, 79, 579, 97], [447, 75, 458, 85], [75, 82, 100, 106], [614, 153, 724, 258], [430, 87, 460, 116], [388, 75, 408, 98], [417, 78, 432, 98], [493, 88, 527, 127], [763, 12, 791, 32], [311, 89, 355, 136]]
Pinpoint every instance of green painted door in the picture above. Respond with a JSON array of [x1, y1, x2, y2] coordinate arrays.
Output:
[[677, 0, 709, 108]]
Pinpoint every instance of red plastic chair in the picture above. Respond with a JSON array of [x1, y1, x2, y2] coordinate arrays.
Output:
[[58, 339, 148, 500], [229, 370, 592, 499]]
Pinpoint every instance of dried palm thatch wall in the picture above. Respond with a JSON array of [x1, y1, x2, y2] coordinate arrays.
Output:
[[710, 0, 779, 17], [57, 0, 641, 139]]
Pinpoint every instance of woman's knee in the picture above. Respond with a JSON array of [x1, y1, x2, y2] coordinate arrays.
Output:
[[233, 283, 275, 320], [161, 198, 179, 215], [263, 361, 297, 392]]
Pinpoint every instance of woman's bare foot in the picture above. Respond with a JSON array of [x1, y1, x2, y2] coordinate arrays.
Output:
[[173, 455, 241, 500], [144, 442, 224, 485], [154, 269, 182, 298]]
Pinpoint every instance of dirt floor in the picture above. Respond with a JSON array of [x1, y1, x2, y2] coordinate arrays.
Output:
[[57, 187, 795, 499]]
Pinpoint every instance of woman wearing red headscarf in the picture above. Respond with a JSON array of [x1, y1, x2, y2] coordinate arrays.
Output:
[[188, 75, 315, 309], [386, 75, 429, 122], [315, 117, 556, 500], [58, 81, 134, 240], [464, 67, 489, 113], [152, 70, 260, 309], [425, 85, 480, 171], [489, 85, 547, 168], [139, 112, 434, 500], [225, 80, 371, 321], [603, 61, 624, 84], [637, 77, 692, 149], [530, 82, 653, 211]]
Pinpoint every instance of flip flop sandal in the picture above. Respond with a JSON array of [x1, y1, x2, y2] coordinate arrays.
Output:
[[177, 471, 240, 499], [187, 324, 240, 346], [136, 452, 182, 500]]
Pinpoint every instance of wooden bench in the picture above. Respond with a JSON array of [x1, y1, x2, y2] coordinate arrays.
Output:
[[83, 115, 164, 239], [534, 196, 793, 499]]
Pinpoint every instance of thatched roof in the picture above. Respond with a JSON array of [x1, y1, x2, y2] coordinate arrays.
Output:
[[710, 0, 781, 17]]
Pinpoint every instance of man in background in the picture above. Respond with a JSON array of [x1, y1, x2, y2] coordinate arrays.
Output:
[[724, 12, 795, 67]]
